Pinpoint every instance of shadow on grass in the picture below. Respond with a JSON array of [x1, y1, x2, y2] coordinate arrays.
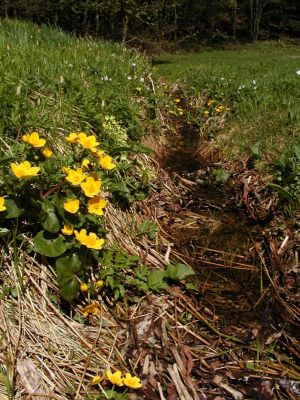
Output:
[[151, 59, 172, 65]]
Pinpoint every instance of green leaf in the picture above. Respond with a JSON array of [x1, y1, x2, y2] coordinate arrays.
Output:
[[4, 198, 24, 218], [33, 231, 66, 257], [185, 282, 199, 292], [293, 144, 300, 160], [42, 211, 60, 233], [250, 142, 261, 159], [41, 199, 55, 213], [137, 220, 159, 239], [56, 254, 82, 301], [246, 360, 255, 370], [165, 263, 195, 281], [147, 270, 168, 292], [108, 181, 130, 193], [268, 183, 294, 200], [213, 168, 231, 185], [0, 228, 10, 237], [135, 265, 149, 281]]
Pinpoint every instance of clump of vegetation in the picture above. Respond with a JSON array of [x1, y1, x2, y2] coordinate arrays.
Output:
[[270, 144, 300, 203], [0, 19, 151, 141]]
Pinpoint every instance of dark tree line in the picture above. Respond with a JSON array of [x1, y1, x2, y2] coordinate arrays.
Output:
[[1, 0, 300, 43]]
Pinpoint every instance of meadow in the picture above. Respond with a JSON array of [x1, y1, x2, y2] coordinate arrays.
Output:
[[153, 42, 300, 170], [0, 19, 151, 142]]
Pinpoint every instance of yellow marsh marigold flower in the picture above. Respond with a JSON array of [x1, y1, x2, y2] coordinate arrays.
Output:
[[0, 197, 6, 212], [96, 280, 104, 288], [22, 132, 46, 148], [81, 303, 101, 317], [80, 176, 101, 197], [61, 224, 74, 235], [42, 147, 53, 158], [99, 155, 116, 170], [91, 375, 103, 385], [207, 99, 215, 106], [66, 132, 80, 144], [81, 158, 91, 169], [74, 229, 104, 250], [78, 132, 100, 151], [106, 371, 124, 387], [87, 197, 107, 216], [96, 150, 105, 158], [63, 199, 80, 214], [215, 105, 225, 113], [11, 161, 40, 179], [65, 167, 85, 186], [84, 232, 104, 250], [74, 228, 88, 243], [80, 282, 89, 292], [123, 373, 142, 389]]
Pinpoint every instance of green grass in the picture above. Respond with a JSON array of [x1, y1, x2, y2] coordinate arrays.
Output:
[[152, 42, 300, 167], [0, 18, 151, 142]]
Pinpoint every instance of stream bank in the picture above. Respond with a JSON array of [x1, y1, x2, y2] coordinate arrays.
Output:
[[140, 95, 300, 398]]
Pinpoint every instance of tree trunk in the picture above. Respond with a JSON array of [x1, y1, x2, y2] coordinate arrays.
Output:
[[95, 12, 100, 36], [231, 5, 237, 39], [122, 14, 129, 43], [249, 0, 268, 42]]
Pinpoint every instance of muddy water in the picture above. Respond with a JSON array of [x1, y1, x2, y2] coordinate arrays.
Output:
[[161, 124, 264, 323]]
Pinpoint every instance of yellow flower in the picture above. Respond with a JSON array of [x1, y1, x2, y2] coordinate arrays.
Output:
[[0, 197, 6, 212], [65, 167, 86, 185], [215, 105, 225, 113], [78, 132, 100, 151], [66, 132, 80, 143], [123, 373, 142, 389], [99, 155, 116, 170], [81, 176, 101, 197], [207, 99, 215, 106], [106, 371, 124, 387], [96, 150, 105, 158], [174, 98, 181, 103], [84, 232, 104, 250], [42, 147, 53, 158], [63, 199, 80, 214], [81, 158, 91, 169], [87, 197, 107, 215], [91, 375, 103, 385], [74, 229, 104, 250], [80, 282, 89, 292], [11, 161, 40, 179], [22, 132, 46, 148], [204, 110, 209, 116], [74, 228, 88, 243], [81, 303, 101, 317], [61, 224, 74, 235], [96, 280, 104, 288]]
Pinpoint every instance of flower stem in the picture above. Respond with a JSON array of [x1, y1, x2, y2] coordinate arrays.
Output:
[[41, 180, 66, 199]]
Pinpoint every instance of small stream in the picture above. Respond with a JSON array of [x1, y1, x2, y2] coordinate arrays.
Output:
[[160, 122, 265, 324]]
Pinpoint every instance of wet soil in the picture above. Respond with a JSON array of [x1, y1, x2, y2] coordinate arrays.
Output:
[[158, 122, 267, 325]]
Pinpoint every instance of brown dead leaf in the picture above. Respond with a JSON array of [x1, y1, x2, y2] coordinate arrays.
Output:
[[180, 345, 194, 376], [17, 359, 42, 395], [166, 383, 178, 400]]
